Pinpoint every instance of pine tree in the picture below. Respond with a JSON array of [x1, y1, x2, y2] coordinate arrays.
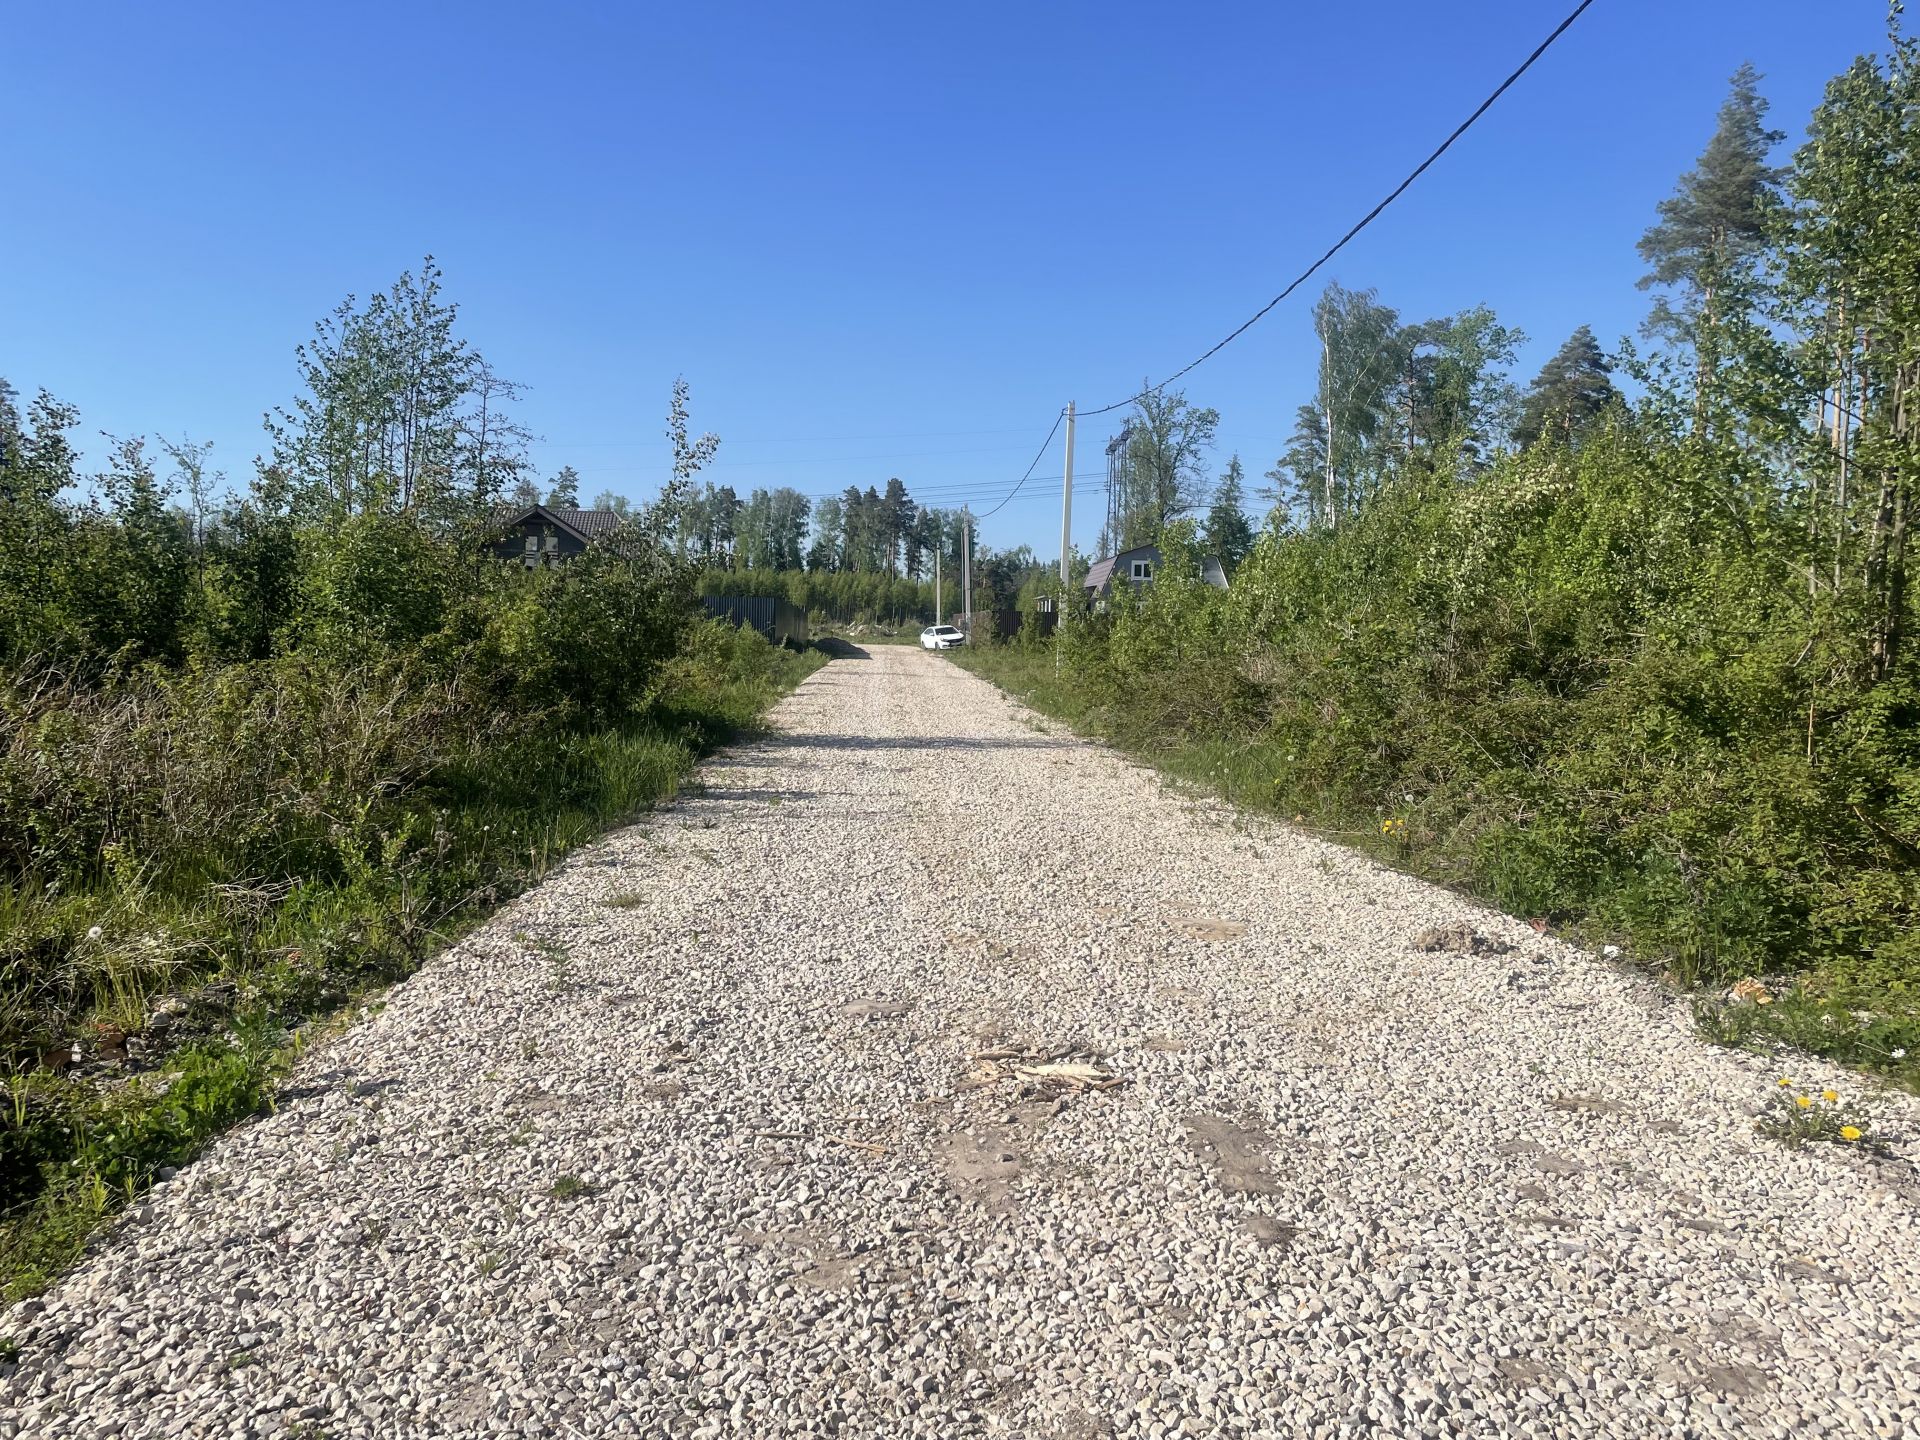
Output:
[[707, 484, 740, 564], [861, 485, 884, 570], [838, 486, 865, 570], [1203, 456, 1254, 571], [547, 465, 581, 507], [882, 477, 913, 577], [1266, 404, 1328, 528], [1637, 63, 1785, 401], [1513, 326, 1619, 449]]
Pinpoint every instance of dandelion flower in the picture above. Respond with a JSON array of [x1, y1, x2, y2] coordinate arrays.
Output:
[[1821, 1089, 1839, 1103], [1840, 1125, 1862, 1142], [1795, 1095, 1814, 1109], [1777, 1078, 1792, 1087], [85, 925, 103, 942]]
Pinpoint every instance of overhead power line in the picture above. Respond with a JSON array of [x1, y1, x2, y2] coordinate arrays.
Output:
[[973, 409, 1066, 520], [1078, 0, 1598, 418], [545, 425, 1047, 448], [573, 441, 1057, 476]]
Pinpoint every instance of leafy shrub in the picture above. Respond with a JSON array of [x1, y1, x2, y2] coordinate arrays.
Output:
[[967, 426, 1920, 1088]]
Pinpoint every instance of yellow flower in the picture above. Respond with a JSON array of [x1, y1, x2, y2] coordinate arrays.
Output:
[[1795, 1095, 1813, 1109], [1821, 1089, 1839, 1103], [1777, 1078, 1792, 1087], [1756, 994, 1772, 1004], [1840, 1125, 1862, 1142]]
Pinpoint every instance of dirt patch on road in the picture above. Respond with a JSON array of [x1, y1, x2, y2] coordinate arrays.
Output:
[[1240, 1215, 1297, 1250], [1172, 917, 1248, 942], [936, 1097, 1065, 1212], [1183, 1114, 1283, 1196], [937, 1131, 1025, 1212]]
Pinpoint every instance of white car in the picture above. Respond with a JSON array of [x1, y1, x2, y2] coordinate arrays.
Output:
[[919, 624, 966, 650]]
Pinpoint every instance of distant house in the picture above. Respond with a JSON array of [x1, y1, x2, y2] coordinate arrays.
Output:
[[1082, 543, 1228, 601], [486, 504, 625, 567]]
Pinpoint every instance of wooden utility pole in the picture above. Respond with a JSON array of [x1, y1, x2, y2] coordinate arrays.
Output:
[[1060, 402, 1075, 585], [961, 508, 972, 639]]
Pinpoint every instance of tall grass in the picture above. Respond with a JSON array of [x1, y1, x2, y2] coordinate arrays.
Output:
[[0, 620, 821, 1298]]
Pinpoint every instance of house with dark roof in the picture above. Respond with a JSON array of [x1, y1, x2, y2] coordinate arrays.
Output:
[[486, 504, 626, 567], [1082, 543, 1228, 602]]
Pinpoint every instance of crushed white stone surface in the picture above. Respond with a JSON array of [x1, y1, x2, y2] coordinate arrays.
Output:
[[3, 646, 1917, 1439]]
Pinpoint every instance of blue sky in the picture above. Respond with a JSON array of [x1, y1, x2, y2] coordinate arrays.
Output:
[[0, 1, 1900, 555]]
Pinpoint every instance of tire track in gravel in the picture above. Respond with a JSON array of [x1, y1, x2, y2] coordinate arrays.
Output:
[[4, 645, 1917, 1440]]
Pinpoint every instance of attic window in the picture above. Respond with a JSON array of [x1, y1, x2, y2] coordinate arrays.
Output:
[[1130, 559, 1152, 581]]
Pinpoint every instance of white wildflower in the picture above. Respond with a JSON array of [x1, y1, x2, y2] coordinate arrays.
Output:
[[86, 925, 103, 942]]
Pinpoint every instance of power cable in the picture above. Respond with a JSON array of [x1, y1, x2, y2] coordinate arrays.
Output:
[[1078, 0, 1598, 418], [972, 409, 1066, 520], [544, 425, 1048, 448]]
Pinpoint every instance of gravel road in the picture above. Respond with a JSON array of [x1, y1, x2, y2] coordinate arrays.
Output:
[[4, 645, 1917, 1439]]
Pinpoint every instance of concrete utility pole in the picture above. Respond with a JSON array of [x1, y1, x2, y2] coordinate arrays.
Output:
[[934, 545, 942, 627], [1060, 401, 1075, 586], [961, 508, 972, 639]]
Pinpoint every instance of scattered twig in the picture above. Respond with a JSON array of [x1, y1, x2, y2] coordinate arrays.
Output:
[[824, 1134, 888, 1156], [750, 1127, 887, 1155], [1011, 1061, 1124, 1093], [969, 1048, 1124, 1093]]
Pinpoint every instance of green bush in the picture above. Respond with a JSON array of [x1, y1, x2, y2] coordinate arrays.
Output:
[[964, 427, 1920, 1088]]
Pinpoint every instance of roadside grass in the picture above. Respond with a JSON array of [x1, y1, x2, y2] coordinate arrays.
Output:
[[949, 643, 1920, 1096], [0, 628, 824, 1302]]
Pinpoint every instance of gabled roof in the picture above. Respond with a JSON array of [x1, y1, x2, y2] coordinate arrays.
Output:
[[1083, 545, 1159, 590], [492, 503, 625, 544], [1083, 543, 1230, 592], [550, 507, 624, 539]]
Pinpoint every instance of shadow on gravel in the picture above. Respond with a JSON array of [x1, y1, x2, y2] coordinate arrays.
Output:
[[695, 786, 839, 804], [810, 637, 871, 660], [753, 733, 1080, 752]]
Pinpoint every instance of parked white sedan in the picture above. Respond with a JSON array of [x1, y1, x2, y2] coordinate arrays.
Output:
[[919, 624, 966, 650]]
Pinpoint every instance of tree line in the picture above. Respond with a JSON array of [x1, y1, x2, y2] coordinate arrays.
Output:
[[1091, 291, 1615, 569]]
